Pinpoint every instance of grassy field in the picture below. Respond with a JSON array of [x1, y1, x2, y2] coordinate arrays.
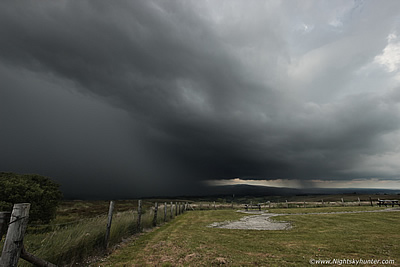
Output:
[[1, 197, 398, 266], [270, 205, 385, 214], [97, 207, 400, 266]]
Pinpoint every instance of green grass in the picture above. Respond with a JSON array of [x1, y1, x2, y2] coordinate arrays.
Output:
[[270, 205, 386, 214], [97, 208, 400, 266], [19, 211, 136, 266], [1, 201, 182, 266], [1, 198, 397, 266]]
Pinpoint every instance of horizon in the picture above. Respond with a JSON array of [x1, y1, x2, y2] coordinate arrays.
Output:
[[207, 178, 400, 190], [61, 181, 400, 200]]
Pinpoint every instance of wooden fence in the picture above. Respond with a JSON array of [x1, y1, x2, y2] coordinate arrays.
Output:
[[189, 198, 379, 210], [260, 198, 375, 209], [0, 201, 188, 267]]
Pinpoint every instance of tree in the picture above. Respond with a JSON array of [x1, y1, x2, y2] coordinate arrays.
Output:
[[0, 172, 62, 223]]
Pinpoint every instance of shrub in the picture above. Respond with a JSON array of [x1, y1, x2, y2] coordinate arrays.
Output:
[[0, 172, 62, 223]]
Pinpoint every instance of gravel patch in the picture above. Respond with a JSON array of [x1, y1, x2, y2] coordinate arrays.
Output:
[[208, 212, 291, 231], [208, 208, 400, 231]]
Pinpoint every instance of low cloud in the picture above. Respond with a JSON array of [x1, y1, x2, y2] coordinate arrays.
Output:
[[1, 0, 400, 197]]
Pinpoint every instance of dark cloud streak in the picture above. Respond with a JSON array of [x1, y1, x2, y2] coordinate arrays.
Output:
[[1, 0, 400, 197]]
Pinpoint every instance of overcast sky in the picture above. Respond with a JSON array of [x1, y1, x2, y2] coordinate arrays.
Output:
[[1, 0, 400, 198]]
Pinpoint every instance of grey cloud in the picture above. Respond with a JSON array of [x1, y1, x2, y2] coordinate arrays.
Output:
[[1, 0, 400, 198]]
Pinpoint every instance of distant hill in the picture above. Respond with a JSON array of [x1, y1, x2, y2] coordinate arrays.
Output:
[[63, 184, 400, 200], [203, 184, 300, 197], [200, 184, 400, 197]]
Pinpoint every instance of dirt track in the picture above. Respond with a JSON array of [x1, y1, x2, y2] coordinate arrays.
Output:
[[207, 208, 400, 231]]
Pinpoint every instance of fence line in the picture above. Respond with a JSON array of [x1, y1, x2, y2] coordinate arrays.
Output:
[[0, 200, 186, 266], [189, 199, 381, 210]]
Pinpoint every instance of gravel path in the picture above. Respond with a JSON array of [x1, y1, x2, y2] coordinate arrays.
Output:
[[207, 208, 400, 231]]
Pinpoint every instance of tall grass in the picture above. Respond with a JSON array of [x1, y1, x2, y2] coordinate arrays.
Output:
[[14, 204, 177, 266]]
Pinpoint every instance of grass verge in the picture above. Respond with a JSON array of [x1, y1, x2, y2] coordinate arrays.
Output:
[[1, 204, 178, 266], [19, 211, 136, 266]]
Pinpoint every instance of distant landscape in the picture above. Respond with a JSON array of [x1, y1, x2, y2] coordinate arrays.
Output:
[[63, 184, 400, 200]]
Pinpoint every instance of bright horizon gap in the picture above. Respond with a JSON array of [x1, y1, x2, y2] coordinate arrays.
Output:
[[206, 178, 400, 190]]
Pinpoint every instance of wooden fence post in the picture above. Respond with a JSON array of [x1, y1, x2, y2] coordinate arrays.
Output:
[[175, 202, 178, 216], [164, 202, 167, 222], [153, 202, 158, 227], [358, 197, 361, 206], [341, 198, 344, 206], [0, 212, 11, 239], [20, 245, 57, 267], [104, 201, 115, 249], [0, 203, 30, 267], [369, 196, 373, 207], [137, 200, 142, 232], [286, 200, 289, 208], [170, 202, 173, 219]]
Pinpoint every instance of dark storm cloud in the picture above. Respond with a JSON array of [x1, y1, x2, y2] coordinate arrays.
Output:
[[1, 0, 400, 197]]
